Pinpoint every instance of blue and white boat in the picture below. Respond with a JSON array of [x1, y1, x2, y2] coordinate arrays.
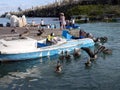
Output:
[[0, 30, 94, 62]]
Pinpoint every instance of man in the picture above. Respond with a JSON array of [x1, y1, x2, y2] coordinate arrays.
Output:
[[46, 33, 57, 45]]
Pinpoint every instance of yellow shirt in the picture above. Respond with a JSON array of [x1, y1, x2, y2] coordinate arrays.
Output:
[[47, 35, 54, 41]]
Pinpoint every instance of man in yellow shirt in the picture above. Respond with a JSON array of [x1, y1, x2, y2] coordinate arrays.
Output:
[[46, 33, 57, 45]]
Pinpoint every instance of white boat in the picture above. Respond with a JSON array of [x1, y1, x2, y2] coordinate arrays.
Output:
[[0, 30, 95, 62]]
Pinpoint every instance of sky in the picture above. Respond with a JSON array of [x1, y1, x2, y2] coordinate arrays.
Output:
[[0, 0, 55, 15]]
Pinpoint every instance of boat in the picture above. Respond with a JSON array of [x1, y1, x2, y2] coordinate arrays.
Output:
[[0, 30, 95, 61], [71, 15, 89, 23]]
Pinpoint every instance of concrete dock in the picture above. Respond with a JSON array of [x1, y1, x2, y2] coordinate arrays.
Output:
[[0, 27, 79, 40]]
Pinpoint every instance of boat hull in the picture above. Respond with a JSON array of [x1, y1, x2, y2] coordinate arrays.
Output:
[[0, 38, 94, 61]]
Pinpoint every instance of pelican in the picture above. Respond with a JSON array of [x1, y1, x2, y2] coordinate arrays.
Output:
[[65, 51, 71, 60], [59, 51, 65, 60], [100, 36, 108, 43], [11, 29, 17, 33], [73, 48, 81, 58], [37, 29, 44, 36], [81, 47, 97, 60], [97, 45, 112, 54], [85, 58, 91, 67], [19, 30, 30, 38], [65, 51, 71, 59], [101, 46, 112, 54], [55, 61, 62, 73]]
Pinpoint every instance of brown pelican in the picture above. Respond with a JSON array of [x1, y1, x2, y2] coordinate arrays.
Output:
[[81, 47, 98, 60], [81, 45, 107, 60], [11, 27, 17, 33], [65, 51, 71, 60], [100, 46, 112, 54], [11, 29, 17, 33], [85, 58, 91, 67], [55, 61, 62, 73], [81, 47, 97, 59], [73, 48, 81, 58], [59, 51, 65, 60], [96, 45, 112, 54], [94, 36, 108, 45], [100, 36, 108, 43], [19, 30, 30, 38], [37, 29, 44, 36]]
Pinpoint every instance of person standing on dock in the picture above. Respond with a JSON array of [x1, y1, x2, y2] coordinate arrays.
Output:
[[59, 13, 66, 30], [31, 20, 35, 26], [40, 19, 44, 25]]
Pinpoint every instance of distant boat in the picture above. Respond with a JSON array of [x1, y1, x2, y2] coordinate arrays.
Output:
[[0, 30, 94, 62], [71, 15, 89, 23]]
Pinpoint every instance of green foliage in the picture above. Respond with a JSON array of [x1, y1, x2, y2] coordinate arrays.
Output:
[[66, 5, 105, 16], [104, 5, 120, 16], [1, 3, 120, 18]]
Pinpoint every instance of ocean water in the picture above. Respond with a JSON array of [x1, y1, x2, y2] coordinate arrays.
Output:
[[0, 18, 120, 90]]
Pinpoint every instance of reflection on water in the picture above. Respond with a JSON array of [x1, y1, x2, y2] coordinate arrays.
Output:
[[0, 21, 120, 90]]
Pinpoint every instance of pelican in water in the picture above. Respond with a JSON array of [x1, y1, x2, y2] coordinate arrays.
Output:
[[55, 61, 62, 73], [103, 48, 112, 54], [85, 58, 92, 67], [59, 51, 65, 60], [100, 36, 108, 43], [73, 48, 81, 58], [81, 47, 98, 60], [64, 51, 71, 60], [82, 44, 107, 59], [94, 36, 108, 45], [99, 46, 112, 54]]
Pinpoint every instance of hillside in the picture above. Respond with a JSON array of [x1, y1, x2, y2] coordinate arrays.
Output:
[[1, 0, 120, 20]]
